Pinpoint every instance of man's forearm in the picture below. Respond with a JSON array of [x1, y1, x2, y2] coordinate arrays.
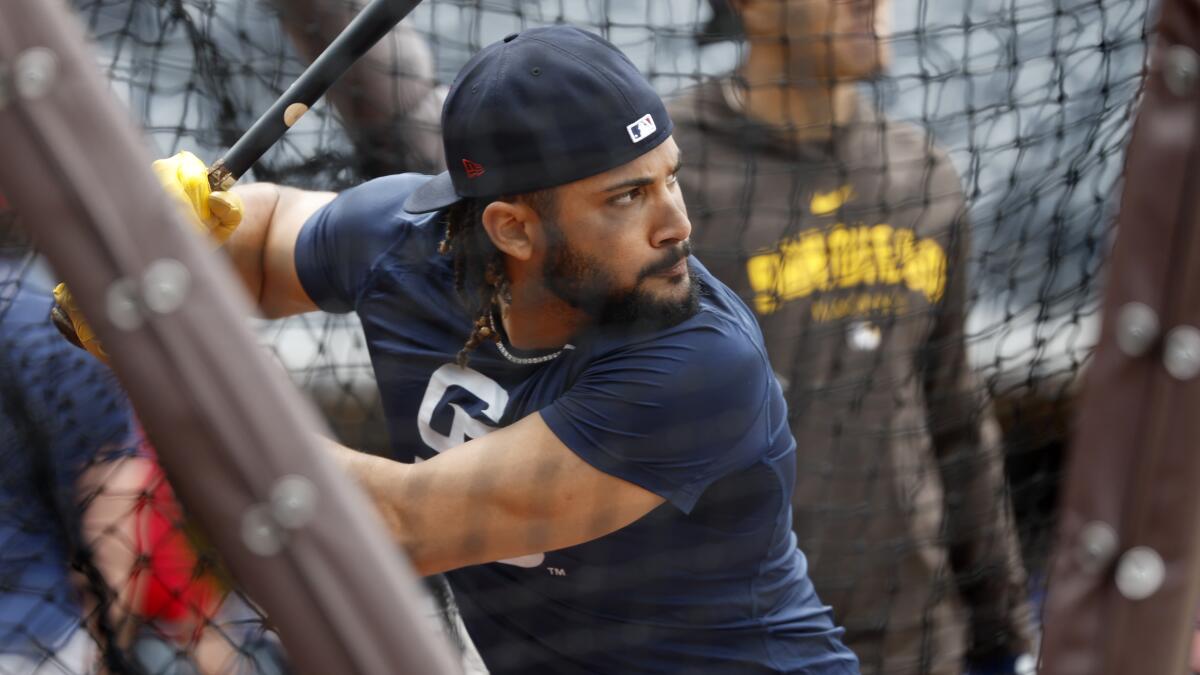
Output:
[[325, 441, 426, 569], [223, 183, 281, 313], [323, 414, 666, 579]]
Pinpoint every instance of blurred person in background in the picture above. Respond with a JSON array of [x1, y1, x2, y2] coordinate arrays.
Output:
[[71, 0, 445, 186], [0, 200, 145, 674], [0, 200, 282, 675], [269, 0, 446, 178], [669, 1, 1035, 673]]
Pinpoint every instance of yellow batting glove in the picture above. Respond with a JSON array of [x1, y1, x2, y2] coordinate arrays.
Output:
[[50, 152, 244, 361], [51, 282, 109, 363], [151, 151, 244, 246]]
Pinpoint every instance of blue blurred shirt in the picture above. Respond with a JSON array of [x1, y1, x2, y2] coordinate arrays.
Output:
[[0, 258, 138, 657]]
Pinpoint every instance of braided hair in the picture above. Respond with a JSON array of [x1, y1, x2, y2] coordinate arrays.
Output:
[[440, 191, 555, 366]]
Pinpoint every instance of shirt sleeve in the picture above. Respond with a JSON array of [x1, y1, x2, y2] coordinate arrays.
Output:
[[294, 174, 430, 313], [540, 318, 783, 513]]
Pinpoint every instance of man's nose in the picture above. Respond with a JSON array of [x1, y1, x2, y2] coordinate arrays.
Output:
[[652, 192, 691, 248]]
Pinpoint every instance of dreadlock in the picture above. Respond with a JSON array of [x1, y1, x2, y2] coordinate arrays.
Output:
[[440, 191, 555, 366]]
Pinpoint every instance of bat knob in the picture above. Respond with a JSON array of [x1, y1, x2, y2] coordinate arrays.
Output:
[[50, 302, 85, 350], [207, 161, 237, 193]]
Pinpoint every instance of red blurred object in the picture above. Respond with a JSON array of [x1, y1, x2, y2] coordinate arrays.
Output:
[[132, 443, 220, 626]]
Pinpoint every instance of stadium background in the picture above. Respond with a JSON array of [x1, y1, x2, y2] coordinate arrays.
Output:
[[0, 0, 1161, 672]]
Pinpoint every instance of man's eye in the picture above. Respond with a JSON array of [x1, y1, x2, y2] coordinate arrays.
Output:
[[667, 172, 679, 187], [611, 188, 641, 205]]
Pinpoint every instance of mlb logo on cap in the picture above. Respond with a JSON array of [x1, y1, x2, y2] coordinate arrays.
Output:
[[627, 114, 657, 143]]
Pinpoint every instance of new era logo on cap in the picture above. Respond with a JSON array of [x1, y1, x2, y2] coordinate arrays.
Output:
[[460, 157, 484, 177], [626, 113, 657, 143]]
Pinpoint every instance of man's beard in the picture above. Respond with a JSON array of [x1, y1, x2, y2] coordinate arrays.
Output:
[[541, 223, 700, 333]]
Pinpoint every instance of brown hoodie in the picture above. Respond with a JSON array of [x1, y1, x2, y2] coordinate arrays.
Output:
[[669, 78, 1035, 675]]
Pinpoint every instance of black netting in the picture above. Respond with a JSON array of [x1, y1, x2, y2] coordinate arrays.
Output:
[[0, 0, 1154, 673]]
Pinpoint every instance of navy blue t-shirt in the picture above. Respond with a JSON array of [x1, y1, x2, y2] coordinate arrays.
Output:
[[296, 175, 859, 674], [0, 259, 138, 657]]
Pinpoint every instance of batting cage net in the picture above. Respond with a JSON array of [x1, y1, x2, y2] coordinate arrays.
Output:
[[0, 0, 1153, 673]]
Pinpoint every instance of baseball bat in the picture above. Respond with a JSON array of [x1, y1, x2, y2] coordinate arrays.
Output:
[[51, 0, 423, 351], [207, 0, 424, 192]]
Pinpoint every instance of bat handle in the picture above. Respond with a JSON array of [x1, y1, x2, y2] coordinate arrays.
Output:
[[208, 161, 236, 193]]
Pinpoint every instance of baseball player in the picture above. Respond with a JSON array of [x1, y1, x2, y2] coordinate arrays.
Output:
[[59, 25, 862, 674]]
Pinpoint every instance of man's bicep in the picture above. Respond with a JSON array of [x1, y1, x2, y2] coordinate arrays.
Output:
[[407, 412, 664, 573], [224, 184, 333, 318], [261, 187, 336, 318]]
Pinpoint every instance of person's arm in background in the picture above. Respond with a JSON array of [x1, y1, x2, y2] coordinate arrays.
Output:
[[273, 0, 446, 177], [72, 397, 263, 675], [75, 453, 156, 654], [920, 190, 1037, 671], [1190, 608, 1200, 673]]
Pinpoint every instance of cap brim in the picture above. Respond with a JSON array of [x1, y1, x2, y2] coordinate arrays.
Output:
[[403, 171, 462, 213]]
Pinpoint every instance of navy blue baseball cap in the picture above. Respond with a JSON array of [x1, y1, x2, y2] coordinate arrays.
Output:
[[403, 25, 673, 214]]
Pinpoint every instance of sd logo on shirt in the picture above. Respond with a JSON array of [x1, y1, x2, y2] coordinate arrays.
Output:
[[416, 364, 546, 569]]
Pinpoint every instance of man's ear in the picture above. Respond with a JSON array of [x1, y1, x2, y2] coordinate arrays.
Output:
[[481, 199, 536, 261]]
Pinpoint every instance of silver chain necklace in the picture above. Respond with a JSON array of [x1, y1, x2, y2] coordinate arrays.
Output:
[[488, 311, 571, 365]]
